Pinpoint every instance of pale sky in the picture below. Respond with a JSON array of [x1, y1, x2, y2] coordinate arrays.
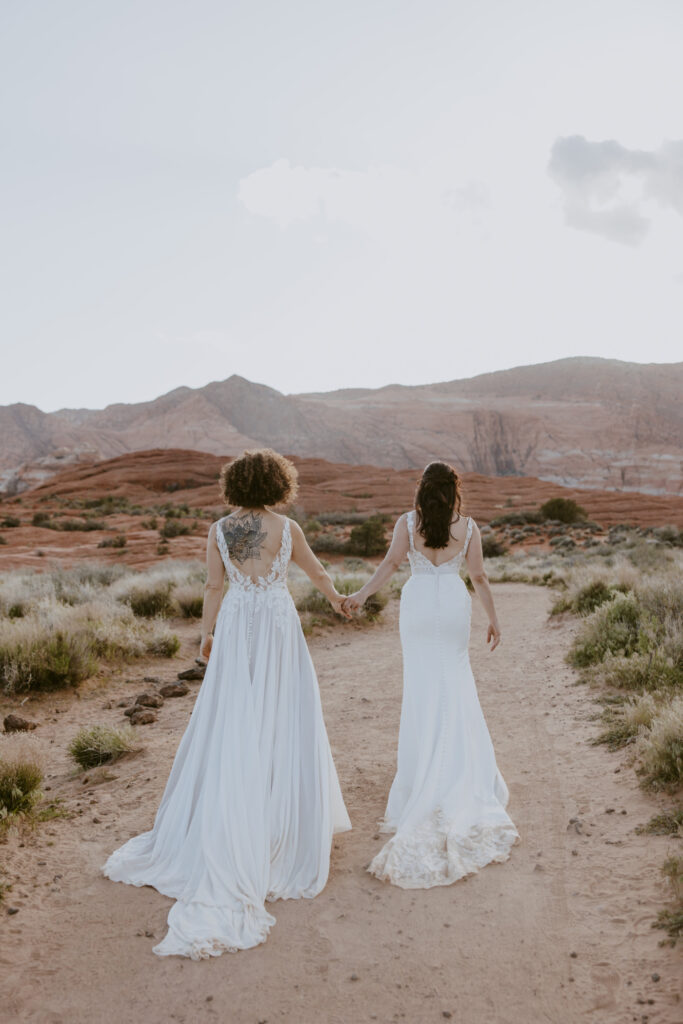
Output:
[[1, 0, 681, 413]]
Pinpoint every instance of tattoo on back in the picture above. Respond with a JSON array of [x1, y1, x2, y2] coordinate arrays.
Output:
[[221, 513, 268, 565]]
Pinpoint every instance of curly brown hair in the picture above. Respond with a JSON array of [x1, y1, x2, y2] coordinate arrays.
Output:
[[414, 461, 463, 548], [219, 448, 299, 508]]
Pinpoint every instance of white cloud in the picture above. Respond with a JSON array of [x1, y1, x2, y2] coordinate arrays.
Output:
[[548, 135, 683, 245], [237, 159, 489, 241]]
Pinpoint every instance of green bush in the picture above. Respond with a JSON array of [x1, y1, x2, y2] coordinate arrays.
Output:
[[482, 536, 508, 558], [540, 498, 586, 524], [574, 580, 614, 614], [348, 517, 387, 556], [32, 511, 50, 527], [568, 594, 642, 668], [310, 534, 350, 555], [0, 757, 43, 817], [98, 534, 127, 548], [489, 511, 543, 527], [68, 724, 136, 770], [160, 519, 191, 538], [1, 516, 20, 528], [123, 581, 174, 617]]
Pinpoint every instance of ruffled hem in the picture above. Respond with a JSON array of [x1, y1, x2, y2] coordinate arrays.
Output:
[[151, 901, 276, 960], [367, 811, 520, 889]]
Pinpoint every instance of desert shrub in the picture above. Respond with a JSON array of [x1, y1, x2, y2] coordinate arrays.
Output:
[[348, 517, 387, 556], [0, 601, 179, 694], [574, 580, 616, 614], [0, 755, 43, 817], [489, 511, 544, 527], [160, 519, 191, 538], [68, 724, 137, 770], [53, 517, 106, 531], [1, 516, 20, 528], [0, 536, 5, 545], [98, 534, 127, 548], [173, 582, 205, 618], [653, 856, 683, 944], [638, 696, 683, 789], [310, 533, 350, 555], [32, 511, 50, 527], [636, 809, 683, 836], [595, 693, 657, 750], [540, 498, 586, 523], [568, 594, 643, 668], [482, 536, 508, 558], [304, 519, 322, 536], [119, 580, 174, 618], [653, 525, 683, 548], [141, 517, 158, 530], [317, 512, 373, 526]]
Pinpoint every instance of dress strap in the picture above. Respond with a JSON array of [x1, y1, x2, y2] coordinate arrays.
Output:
[[406, 510, 416, 551], [463, 516, 474, 557]]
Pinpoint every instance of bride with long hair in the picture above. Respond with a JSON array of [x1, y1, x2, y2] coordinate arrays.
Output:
[[102, 448, 351, 958], [344, 460, 519, 888]]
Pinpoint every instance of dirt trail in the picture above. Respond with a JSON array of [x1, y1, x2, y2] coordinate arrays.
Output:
[[1, 584, 681, 1024]]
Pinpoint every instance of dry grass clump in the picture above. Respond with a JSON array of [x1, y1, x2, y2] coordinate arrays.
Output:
[[172, 581, 206, 618], [68, 724, 137, 770], [0, 749, 43, 821], [0, 600, 179, 694], [635, 808, 683, 836], [637, 696, 683, 790], [653, 855, 683, 945], [594, 693, 657, 751]]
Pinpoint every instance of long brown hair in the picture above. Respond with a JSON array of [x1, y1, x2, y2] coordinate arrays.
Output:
[[414, 461, 462, 548]]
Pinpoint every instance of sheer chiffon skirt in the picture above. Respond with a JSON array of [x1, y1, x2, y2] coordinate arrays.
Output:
[[368, 574, 519, 888], [101, 589, 351, 959]]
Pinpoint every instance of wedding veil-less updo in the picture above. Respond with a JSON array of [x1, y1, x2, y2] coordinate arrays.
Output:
[[414, 461, 463, 549]]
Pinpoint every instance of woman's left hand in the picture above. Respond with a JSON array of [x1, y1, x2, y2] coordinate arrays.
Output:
[[342, 591, 365, 614], [330, 594, 353, 619], [200, 634, 213, 660]]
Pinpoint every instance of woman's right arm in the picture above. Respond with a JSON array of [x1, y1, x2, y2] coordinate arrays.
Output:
[[290, 520, 351, 618], [464, 520, 501, 650], [343, 514, 409, 612], [200, 522, 226, 658]]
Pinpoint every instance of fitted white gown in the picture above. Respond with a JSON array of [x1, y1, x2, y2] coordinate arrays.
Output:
[[368, 510, 519, 888], [101, 517, 351, 959]]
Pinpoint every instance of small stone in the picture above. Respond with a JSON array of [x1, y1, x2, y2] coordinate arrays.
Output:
[[134, 692, 164, 709], [350, 972, 359, 981], [178, 666, 205, 681], [159, 682, 190, 698], [570, 951, 577, 958], [7, 906, 19, 915], [571, 849, 578, 856], [37, 860, 46, 866], [605, 808, 615, 814], [651, 973, 660, 982], [92, 817, 101, 824], [3, 714, 38, 733], [143, 676, 162, 683], [442, 1014, 452, 1020], [123, 706, 136, 717], [621, 809, 627, 814], [144, 930, 155, 938], [116, 698, 130, 707], [130, 709, 158, 726], [206, 996, 213, 1002]]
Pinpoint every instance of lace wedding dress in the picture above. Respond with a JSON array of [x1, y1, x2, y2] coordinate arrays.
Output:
[[101, 517, 351, 959], [368, 510, 519, 888]]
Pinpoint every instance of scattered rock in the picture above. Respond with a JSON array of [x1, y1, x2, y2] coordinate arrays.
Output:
[[116, 698, 130, 707], [144, 930, 155, 938], [442, 1014, 452, 1020], [92, 817, 101, 824], [605, 807, 615, 814], [3, 714, 38, 733], [177, 667, 205, 681], [651, 973, 660, 982], [143, 676, 162, 683], [134, 692, 164, 709], [101, 700, 114, 709], [129, 709, 158, 726], [570, 951, 577, 958], [7, 906, 20, 915], [159, 682, 190, 698], [350, 972, 359, 981], [123, 707, 136, 717]]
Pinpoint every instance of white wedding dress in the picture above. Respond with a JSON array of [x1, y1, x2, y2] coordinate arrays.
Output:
[[368, 510, 519, 888], [101, 516, 351, 959]]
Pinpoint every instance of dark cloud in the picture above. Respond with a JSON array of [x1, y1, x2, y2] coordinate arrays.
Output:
[[548, 135, 683, 245]]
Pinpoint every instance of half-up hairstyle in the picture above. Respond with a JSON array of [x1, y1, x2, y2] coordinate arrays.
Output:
[[414, 461, 462, 548]]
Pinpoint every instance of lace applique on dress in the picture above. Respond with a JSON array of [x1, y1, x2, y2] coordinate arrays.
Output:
[[406, 509, 472, 576]]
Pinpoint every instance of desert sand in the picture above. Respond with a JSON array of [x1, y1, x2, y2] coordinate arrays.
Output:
[[1, 584, 681, 1024]]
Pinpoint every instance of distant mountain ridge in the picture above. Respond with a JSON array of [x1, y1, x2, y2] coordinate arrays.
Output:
[[1, 357, 681, 496]]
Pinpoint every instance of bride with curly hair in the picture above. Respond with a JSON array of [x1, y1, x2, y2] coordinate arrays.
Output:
[[102, 448, 351, 958]]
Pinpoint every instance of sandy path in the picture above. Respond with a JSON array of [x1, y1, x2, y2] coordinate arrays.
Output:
[[1, 584, 681, 1024]]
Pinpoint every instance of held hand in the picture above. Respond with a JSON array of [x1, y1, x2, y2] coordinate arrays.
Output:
[[342, 591, 365, 615], [200, 634, 213, 660], [486, 623, 501, 651], [331, 594, 353, 619]]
